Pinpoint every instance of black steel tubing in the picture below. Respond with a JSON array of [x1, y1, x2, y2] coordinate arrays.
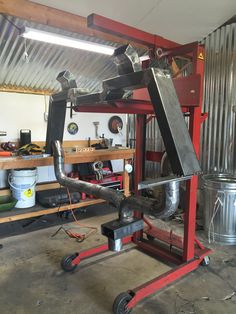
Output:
[[52, 140, 178, 220], [52, 140, 124, 209]]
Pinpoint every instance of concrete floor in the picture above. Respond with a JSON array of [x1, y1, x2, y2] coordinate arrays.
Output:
[[0, 211, 236, 314]]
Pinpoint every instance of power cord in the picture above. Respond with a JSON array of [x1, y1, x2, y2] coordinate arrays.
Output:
[[51, 187, 97, 242]]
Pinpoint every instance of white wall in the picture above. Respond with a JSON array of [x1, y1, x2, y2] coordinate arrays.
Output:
[[0, 92, 126, 188], [0, 93, 48, 142]]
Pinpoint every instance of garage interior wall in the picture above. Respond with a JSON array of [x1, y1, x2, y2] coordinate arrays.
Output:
[[201, 22, 236, 174], [0, 92, 126, 187]]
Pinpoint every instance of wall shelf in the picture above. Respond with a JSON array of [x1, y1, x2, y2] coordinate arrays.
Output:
[[0, 198, 106, 224], [0, 148, 135, 170], [0, 148, 134, 224]]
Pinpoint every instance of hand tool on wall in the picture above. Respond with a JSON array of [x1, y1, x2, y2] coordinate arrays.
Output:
[[93, 121, 99, 138]]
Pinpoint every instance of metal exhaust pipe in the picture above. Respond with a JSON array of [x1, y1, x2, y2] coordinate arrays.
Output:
[[52, 140, 178, 220], [52, 140, 124, 209]]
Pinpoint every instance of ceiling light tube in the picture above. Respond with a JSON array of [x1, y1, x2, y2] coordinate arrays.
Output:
[[20, 27, 115, 55]]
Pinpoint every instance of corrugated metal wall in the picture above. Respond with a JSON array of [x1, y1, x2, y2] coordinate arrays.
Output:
[[145, 117, 164, 178], [127, 114, 164, 179], [201, 23, 236, 174]]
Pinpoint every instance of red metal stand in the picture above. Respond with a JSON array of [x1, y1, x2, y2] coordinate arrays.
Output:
[[70, 236, 133, 266], [62, 14, 211, 313]]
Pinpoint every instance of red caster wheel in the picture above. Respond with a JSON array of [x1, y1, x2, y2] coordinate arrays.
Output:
[[113, 292, 133, 314], [61, 253, 79, 272]]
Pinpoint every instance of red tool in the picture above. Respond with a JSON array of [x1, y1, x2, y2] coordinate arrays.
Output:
[[0, 151, 12, 157]]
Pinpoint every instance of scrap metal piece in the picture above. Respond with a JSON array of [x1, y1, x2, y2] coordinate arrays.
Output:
[[113, 44, 142, 75], [45, 97, 67, 154], [108, 238, 123, 252], [101, 218, 143, 240], [147, 68, 200, 176], [56, 70, 77, 90], [45, 71, 79, 154]]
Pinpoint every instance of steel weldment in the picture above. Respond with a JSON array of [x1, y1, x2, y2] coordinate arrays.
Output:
[[46, 40, 209, 313], [46, 45, 200, 177]]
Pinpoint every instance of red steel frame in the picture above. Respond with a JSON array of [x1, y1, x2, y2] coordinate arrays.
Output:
[[69, 14, 211, 311]]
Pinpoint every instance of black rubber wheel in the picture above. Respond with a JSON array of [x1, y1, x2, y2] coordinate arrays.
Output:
[[147, 234, 155, 241], [113, 292, 133, 314], [201, 256, 210, 266], [61, 254, 78, 272]]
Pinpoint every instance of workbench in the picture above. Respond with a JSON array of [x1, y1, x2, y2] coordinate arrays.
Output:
[[0, 148, 134, 224]]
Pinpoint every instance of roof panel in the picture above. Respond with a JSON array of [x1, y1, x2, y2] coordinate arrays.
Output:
[[0, 14, 134, 93]]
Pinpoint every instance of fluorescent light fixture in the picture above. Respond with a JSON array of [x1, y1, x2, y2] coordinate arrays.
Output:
[[20, 27, 115, 55]]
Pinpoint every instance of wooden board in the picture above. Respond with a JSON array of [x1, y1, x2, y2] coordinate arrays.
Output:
[[0, 148, 135, 170], [0, 198, 106, 223], [35, 140, 102, 149], [1, 140, 102, 150], [0, 0, 145, 49]]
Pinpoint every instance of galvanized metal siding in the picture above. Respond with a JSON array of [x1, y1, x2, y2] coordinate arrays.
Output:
[[128, 114, 164, 179], [146, 117, 164, 178], [201, 23, 236, 174], [0, 15, 118, 93]]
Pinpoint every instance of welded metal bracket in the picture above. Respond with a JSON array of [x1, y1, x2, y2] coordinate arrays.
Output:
[[138, 175, 192, 190]]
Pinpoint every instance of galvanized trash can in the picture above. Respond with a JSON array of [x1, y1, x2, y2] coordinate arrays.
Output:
[[203, 174, 236, 245]]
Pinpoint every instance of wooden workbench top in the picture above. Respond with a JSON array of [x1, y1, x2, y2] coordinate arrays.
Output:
[[0, 148, 135, 170]]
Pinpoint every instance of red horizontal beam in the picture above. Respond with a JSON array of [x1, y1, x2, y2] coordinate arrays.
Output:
[[74, 103, 154, 114], [87, 13, 178, 49], [144, 226, 183, 249], [127, 247, 211, 309], [134, 239, 182, 265], [74, 74, 201, 115], [161, 41, 198, 57]]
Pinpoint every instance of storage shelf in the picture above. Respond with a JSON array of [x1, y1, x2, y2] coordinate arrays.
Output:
[[0, 148, 135, 170], [0, 147, 133, 224], [0, 198, 106, 224]]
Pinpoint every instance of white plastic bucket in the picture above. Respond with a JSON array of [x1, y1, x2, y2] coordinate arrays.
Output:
[[8, 168, 37, 208]]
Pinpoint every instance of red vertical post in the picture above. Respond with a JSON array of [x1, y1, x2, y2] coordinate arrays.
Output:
[[134, 114, 146, 194], [133, 114, 146, 240], [183, 45, 205, 261]]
